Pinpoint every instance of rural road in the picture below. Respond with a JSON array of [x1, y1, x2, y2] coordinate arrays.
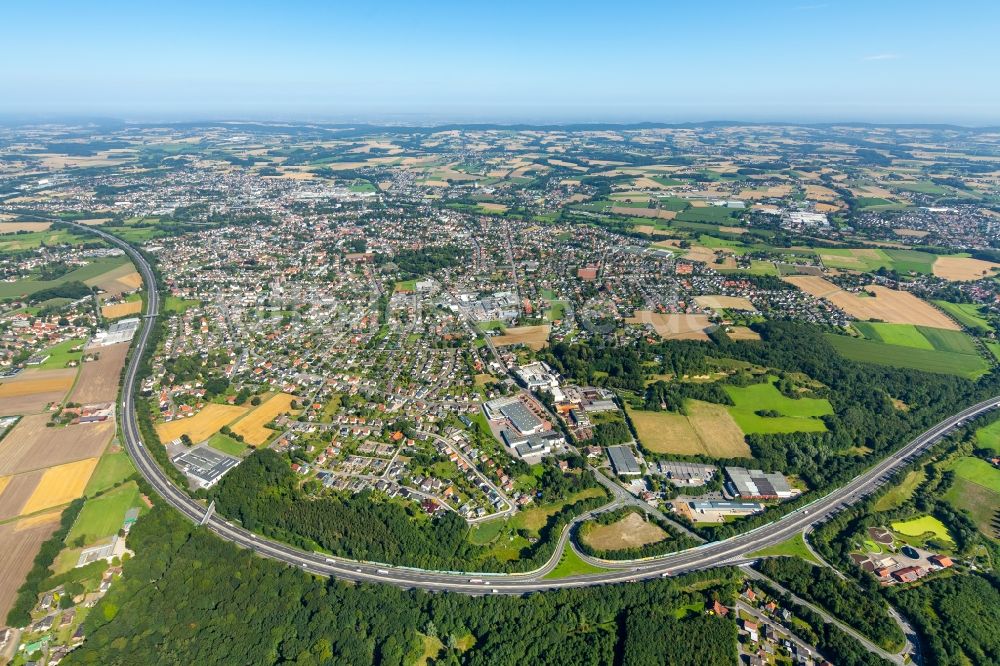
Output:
[[74, 222, 1000, 595]]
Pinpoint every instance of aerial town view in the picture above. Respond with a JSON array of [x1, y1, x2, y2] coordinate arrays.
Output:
[[1, 1, 999, 665]]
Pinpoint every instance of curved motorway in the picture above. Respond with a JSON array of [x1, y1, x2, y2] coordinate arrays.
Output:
[[77, 222, 1000, 595]]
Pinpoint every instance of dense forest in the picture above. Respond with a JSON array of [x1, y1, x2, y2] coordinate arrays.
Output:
[[210, 449, 604, 572], [380, 245, 470, 277], [67, 506, 739, 666], [888, 574, 1000, 666]]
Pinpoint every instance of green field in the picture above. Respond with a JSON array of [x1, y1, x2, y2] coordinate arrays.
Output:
[[36, 337, 87, 369], [510, 488, 606, 536], [933, 300, 991, 332], [949, 457, 1000, 494], [394, 279, 418, 292], [748, 532, 820, 564], [207, 432, 248, 457], [874, 468, 926, 512], [854, 322, 932, 349], [467, 518, 507, 546], [855, 197, 895, 208], [943, 461, 999, 541], [723, 378, 832, 434], [83, 451, 136, 496], [884, 249, 938, 274], [0, 255, 128, 300], [827, 334, 989, 379], [853, 322, 980, 355], [0, 228, 94, 253], [975, 420, 1000, 454], [894, 180, 948, 195], [675, 207, 739, 224], [66, 482, 144, 547], [819, 248, 893, 272], [891, 515, 955, 547], [163, 296, 200, 315], [543, 544, 607, 579], [746, 260, 779, 276]]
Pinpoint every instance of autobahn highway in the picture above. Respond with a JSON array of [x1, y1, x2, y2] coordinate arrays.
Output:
[[77, 222, 1000, 595]]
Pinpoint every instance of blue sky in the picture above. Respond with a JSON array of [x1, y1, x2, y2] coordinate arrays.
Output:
[[3, 0, 998, 123]]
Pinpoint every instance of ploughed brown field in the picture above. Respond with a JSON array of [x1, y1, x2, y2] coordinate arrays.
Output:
[[0, 414, 113, 476], [0, 511, 62, 622], [581, 512, 668, 551], [0, 470, 45, 521], [0, 368, 77, 416], [69, 342, 130, 404]]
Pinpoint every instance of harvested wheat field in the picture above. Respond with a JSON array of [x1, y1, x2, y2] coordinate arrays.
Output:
[[627, 401, 749, 457], [230, 393, 298, 446], [805, 184, 839, 201], [582, 512, 668, 551], [101, 300, 141, 319], [479, 202, 508, 213], [0, 414, 114, 476], [0, 222, 51, 233], [784, 276, 960, 330], [682, 245, 737, 268], [695, 295, 756, 311], [0, 368, 76, 416], [69, 341, 130, 404], [626, 312, 712, 340], [0, 510, 62, 621], [932, 256, 1000, 281], [0, 471, 44, 520], [492, 325, 551, 351], [86, 262, 142, 296], [725, 326, 761, 341], [156, 403, 248, 444], [19, 457, 98, 515]]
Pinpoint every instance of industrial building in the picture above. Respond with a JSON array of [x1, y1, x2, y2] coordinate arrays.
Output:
[[173, 445, 241, 489], [607, 445, 641, 476], [725, 467, 793, 500]]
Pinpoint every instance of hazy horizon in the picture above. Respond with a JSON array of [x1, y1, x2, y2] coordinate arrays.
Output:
[[4, 0, 999, 125]]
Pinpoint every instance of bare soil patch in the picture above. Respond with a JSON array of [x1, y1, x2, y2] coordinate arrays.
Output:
[[0, 470, 44, 520], [0, 414, 113, 476], [582, 512, 668, 550], [0, 368, 76, 415], [0, 511, 61, 622], [69, 342, 129, 404]]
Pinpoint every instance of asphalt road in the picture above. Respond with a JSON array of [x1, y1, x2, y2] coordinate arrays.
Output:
[[77, 222, 1000, 595]]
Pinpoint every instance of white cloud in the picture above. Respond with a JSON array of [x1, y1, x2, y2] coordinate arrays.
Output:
[[862, 53, 901, 61]]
